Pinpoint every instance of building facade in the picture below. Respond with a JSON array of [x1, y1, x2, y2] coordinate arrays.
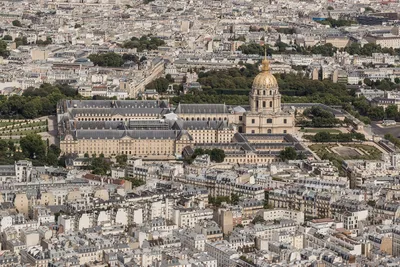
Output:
[[57, 59, 296, 162]]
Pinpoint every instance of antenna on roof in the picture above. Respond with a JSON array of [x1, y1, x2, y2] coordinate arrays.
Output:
[[264, 45, 267, 60]]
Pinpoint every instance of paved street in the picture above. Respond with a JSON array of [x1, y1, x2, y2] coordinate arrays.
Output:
[[370, 121, 400, 138]]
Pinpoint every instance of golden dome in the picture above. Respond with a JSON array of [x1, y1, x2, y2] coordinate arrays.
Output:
[[252, 58, 278, 89]]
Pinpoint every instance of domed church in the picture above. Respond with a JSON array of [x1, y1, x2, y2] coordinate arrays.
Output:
[[241, 57, 295, 134]]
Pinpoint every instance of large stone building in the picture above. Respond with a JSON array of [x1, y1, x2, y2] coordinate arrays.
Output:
[[57, 59, 298, 163], [242, 58, 294, 134]]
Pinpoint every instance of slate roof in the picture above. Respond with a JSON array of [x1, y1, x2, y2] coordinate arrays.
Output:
[[172, 120, 229, 131], [65, 100, 168, 109], [175, 103, 228, 114], [70, 108, 165, 117], [72, 121, 126, 130], [128, 120, 170, 130], [74, 130, 177, 140]]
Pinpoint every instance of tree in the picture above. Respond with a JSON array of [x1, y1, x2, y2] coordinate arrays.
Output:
[[88, 52, 124, 67], [8, 141, 15, 152], [90, 156, 111, 175], [0, 40, 10, 58], [208, 195, 231, 207], [145, 77, 170, 93], [49, 144, 61, 157], [2, 35, 12, 41], [122, 35, 165, 52], [116, 154, 128, 167], [12, 20, 22, 27], [36, 37, 52, 46], [210, 149, 225, 163], [20, 133, 46, 160], [385, 134, 400, 148], [364, 78, 373, 86], [395, 77, 400, 84], [123, 177, 146, 187], [310, 43, 337, 57], [316, 17, 357, 28], [368, 106, 385, 120], [21, 101, 39, 119], [0, 140, 7, 152], [231, 193, 240, 205], [165, 74, 174, 83], [46, 152, 58, 166], [314, 131, 332, 142], [327, 6, 334, 10], [122, 53, 139, 64], [365, 7, 374, 12], [385, 104, 398, 119], [345, 42, 361, 55], [252, 215, 265, 224], [279, 147, 298, 161]]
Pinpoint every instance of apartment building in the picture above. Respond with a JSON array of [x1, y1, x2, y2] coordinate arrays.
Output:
[[205, 240, 240, 267], [172, 208, 213, 228]]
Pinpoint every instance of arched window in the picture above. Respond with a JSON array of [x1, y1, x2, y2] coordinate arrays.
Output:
[[267, 129, 272, 134], [262, 101, 266, 108], [263, 90, 266, 95], [269, 101, 273, 107], [270, 90, 272, 95], [284, 119, 287, 124]]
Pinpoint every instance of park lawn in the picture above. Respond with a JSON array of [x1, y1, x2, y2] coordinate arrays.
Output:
[[0, 121, 18, 127], [0, 138, 19, 143], [0, 129, 44, 137], [0, 125, 47, 134], [348, 144, 382, 160], [309, 144, 382, 161], [300, 128, 342, 134], [0, 120, 46, 129]]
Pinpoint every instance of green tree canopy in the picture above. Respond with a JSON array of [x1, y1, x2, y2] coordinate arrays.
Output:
[[116, 154, 128, 167], [122, 35, 165, 52], [2, 35, 12, 41], [12, 20, 22, 27], [145, 77, 170, 93], [279, 147, 298, 161], [90, 156, 111, 175], [20, 133, 46, 160], [88, 52, 124, 67], [385, 104, 398, 119], [0, 40, 10, 58]]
